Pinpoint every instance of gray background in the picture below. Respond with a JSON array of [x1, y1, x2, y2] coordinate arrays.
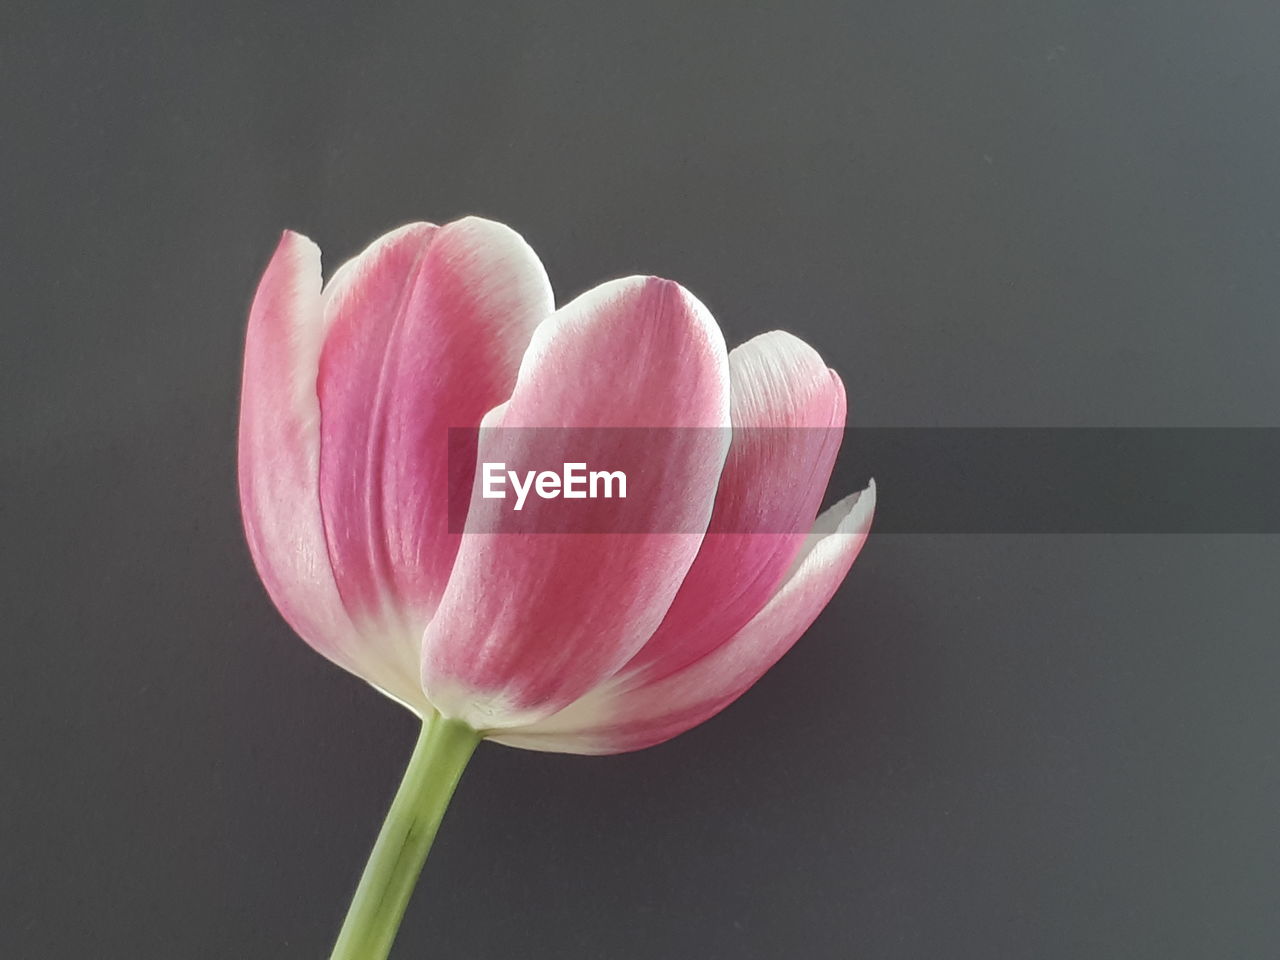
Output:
[[4, 1, 1278, 957]]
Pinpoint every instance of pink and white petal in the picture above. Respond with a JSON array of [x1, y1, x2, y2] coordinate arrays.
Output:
[[491, 483, 875, 754], [421, 277, 732, 729], [623, 331, 846, 683], [317, 217, 554, 642], [238, 232, 426, 710]]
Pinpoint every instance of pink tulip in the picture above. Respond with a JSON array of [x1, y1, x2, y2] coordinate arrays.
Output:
[[238, 216, 874, 957]]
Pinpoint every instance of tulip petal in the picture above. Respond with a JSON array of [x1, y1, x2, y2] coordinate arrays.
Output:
[[491, 483, 875, 753], [623, 331, 846, 683], [316, 217, 554, 646], [421, 277, 732, 728], [238, 232, 426, 708]]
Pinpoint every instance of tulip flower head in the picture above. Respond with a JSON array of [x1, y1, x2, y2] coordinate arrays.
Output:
[[238, 216, 873, 957]]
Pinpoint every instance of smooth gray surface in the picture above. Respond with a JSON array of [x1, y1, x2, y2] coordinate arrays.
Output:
[[4, 2, 1278, 957]]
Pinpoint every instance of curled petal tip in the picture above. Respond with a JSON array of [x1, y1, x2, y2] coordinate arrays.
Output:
[[276, 228, 318, 254], [846, 478, 877, 525]]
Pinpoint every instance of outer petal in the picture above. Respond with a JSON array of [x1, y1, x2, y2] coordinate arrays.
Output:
[[492, 483, 875, 754], [421, 277, 732, 729], [623, 331, 846, 682], [238, 232, 425, 708], [317, 217, 554, 646]]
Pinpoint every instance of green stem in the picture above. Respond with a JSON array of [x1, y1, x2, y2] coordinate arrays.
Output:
[[330, 711, 480, 960]]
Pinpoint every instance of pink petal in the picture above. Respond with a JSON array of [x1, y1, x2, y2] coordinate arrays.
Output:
[[492, 484, 875, 754], [623, 331, 847, 683], [420, 277, 732, 728], [238, 232, 426, 709], [316, 217, 554, 640]]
